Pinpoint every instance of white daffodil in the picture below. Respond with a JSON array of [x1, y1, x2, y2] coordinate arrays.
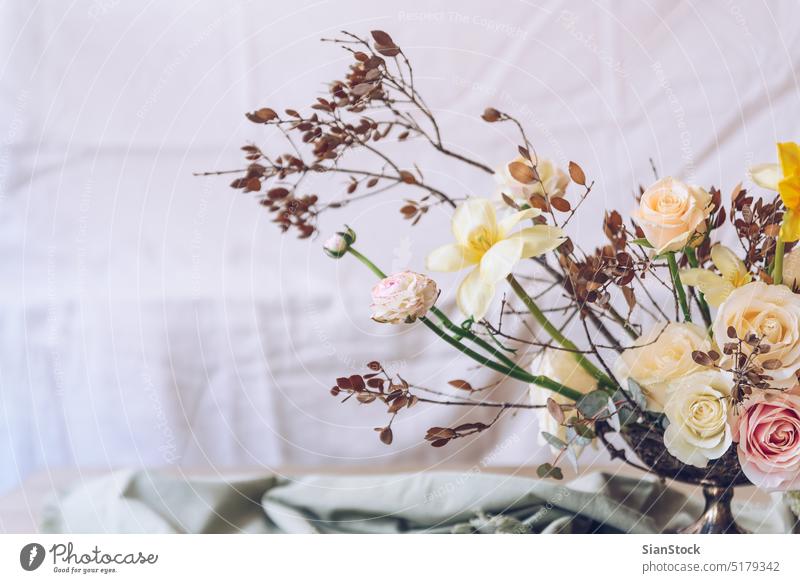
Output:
[[680, 244, 751, 307], [426, 198, 565, 319]]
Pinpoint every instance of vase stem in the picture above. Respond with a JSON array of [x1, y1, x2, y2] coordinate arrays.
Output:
[[678, 485, 748, 534]]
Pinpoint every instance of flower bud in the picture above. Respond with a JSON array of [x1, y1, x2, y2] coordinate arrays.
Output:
[[323, 226, 356, 258]]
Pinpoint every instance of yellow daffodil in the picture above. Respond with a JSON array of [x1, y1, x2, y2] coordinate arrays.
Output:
[[750, 142, 800, 241], [680, 244, 751, 306], [426, 198, 565, 319]]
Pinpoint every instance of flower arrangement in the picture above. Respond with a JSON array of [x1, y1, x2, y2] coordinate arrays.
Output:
[[202, 30, 800, 526]]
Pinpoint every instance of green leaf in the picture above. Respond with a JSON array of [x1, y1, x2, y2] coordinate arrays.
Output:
[[611, 389, 640, 426], [626, 379, 647, 410], [631, 238, 653, 248], [573, 423, 596, 440], [605, 397, 621, 431], [577, 390, 611, 418], [563, 444, 579, 472], [536, 463, 563, 480], [540, 431, 567, 450], [566, 425, 593, 447]]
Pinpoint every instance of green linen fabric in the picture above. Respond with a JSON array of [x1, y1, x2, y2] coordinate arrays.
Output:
[[40, 469, 795, 534]]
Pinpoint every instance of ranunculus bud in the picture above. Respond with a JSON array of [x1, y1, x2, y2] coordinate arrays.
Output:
[[323, 226, 356, 258], [370, 271, 438, 324]]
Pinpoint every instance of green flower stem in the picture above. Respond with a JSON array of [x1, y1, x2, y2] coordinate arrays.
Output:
[[667, 252, 692, 323], [684, 247, 712, 327], [344, 246, 583, 401], [428, 306, 519, 370], [418, 317, 583, 401], [347, 246, 387, 278], [506, 274, 615, 390], [774, 236, 785, 285]]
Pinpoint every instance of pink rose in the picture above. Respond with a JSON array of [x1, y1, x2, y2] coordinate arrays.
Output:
[[370, 271, 438, 324], [732, 392, 800, 491]]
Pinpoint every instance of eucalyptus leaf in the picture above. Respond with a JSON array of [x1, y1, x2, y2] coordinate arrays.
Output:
[[577, 390, 610, 418], [566, 426, 592, 447], [540, 431, 567, 450], [564, 444, 579, 472], [606, 397, 621, 432], [573, 423, 596, 440], [626, 378, 647, 410]]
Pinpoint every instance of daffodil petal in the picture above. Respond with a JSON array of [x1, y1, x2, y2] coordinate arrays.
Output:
[[456, 267, 495, 320], [451, 198, 497, 247], [749, 163, 781, 191], [779, 176, 800, 210], [509, 225, 566, 258], [710, 244, 745, 281], [781, 208, 800, 243], [497, 208, 541, 238], [479, 237, 524, 283], [426, 244, 480, 272], [778, 142, 800, 178], [680, 269, 733, 307]]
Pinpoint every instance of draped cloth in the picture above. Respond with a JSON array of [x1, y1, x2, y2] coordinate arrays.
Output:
[[40, 470, 796, 534]]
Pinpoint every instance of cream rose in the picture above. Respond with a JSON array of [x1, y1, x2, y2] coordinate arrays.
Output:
[[712, 281, 800, 389], [633, 177, 711, 254], [494, 157, 569, 203], [662, 371, 733, 468], [370, 271, 438, 324], [783, 248, 800, 288], [614, 322, 711, 412], [529, 349, 597, 451]]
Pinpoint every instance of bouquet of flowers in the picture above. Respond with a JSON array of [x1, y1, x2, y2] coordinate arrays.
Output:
[[203, 30, 800, 532]]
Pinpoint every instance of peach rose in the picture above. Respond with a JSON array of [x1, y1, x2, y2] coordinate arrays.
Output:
[[634, 177, 711, 254], [712, 281, 800, 389], [732, 392, 800, 491], [494, 157, 569, 203]]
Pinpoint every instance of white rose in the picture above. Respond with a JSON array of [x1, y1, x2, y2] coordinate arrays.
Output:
[[663, 371, 733, 468], [633, 177, 711, 254], [614, 322, 711, 412], [712, 281, 800, 389], [784, 248, 800, 288], [529, 349, 597, 451], [494, 157, 569, 203], [370, 271, 438, 324]]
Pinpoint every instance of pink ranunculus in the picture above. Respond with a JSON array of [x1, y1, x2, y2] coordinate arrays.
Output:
[[732, 392, 800, 491], [370, 271, 438, 324]]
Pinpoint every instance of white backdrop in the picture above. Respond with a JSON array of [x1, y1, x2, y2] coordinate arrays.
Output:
[[1, 0, 799, 494]]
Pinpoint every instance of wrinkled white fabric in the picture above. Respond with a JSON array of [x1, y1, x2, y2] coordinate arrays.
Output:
[[2, 0, 800, 493]]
